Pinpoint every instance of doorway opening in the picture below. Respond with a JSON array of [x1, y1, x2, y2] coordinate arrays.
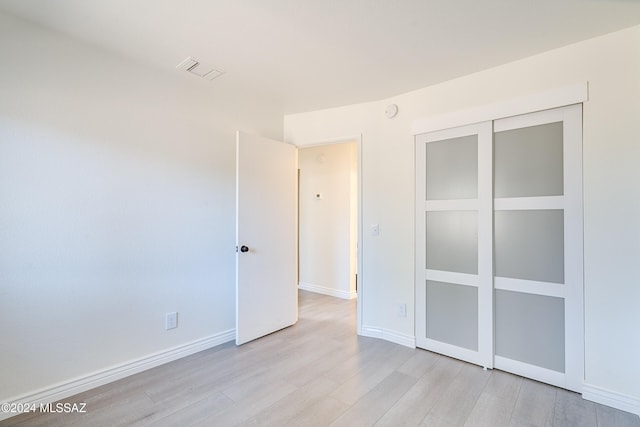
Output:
[[297, 138, 361, 329]]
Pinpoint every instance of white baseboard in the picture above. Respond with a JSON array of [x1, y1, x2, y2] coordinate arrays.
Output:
[[360, 325, 416, 348], [583, 383, 640, 416], [299, 282, 357, 300], [0, 330, 235, 422]]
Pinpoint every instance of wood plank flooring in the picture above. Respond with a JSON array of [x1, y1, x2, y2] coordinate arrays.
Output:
[[4, 291, 639, 427]]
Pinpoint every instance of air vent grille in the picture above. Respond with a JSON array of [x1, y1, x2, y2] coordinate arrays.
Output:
[[176, 56, 225, 81]]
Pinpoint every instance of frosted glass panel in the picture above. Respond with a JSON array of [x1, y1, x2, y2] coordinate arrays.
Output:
[[426, 211, 477, 274], [495, 290, 565, 372], [495, 210, 564, 283], [426, 281, 478, 351], [494, 122, 563, 197], [426, 135, 478, 200]]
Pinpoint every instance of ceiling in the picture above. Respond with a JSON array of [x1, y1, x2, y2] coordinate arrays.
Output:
[[1, 0, 640, 115]]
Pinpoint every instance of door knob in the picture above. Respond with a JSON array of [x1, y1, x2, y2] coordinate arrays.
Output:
[[240, 245, 249, 253]]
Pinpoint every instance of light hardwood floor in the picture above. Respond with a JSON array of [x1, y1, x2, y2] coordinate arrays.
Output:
[[4, 290, 640, 427]]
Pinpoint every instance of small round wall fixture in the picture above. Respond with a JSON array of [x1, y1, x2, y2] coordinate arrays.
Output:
[[385, 103, 399, 118]]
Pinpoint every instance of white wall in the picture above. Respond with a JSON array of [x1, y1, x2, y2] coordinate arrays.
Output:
[[2, 7, 638, 416], [285, 25, 640, 413], [0, 12, 281, 406], [298, 142, 357, 299]]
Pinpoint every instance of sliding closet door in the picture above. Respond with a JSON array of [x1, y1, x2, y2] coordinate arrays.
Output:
[[493, 104, 583, 392], [415, 122, 493, 368], [415, 103, 583, 392]]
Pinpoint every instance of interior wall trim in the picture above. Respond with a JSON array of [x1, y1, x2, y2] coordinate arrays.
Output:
[[360, 325, 416, 349], [412, 82, 588, 135], [0, 330, 235, 422], [299, 281, 357, 300], [583, 383, 640, 417]]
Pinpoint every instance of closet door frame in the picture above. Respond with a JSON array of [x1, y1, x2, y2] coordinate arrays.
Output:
[[414, 91, 585, 392]]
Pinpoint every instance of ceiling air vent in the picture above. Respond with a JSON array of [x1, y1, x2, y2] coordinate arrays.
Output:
[[176, 56, 225, 81]]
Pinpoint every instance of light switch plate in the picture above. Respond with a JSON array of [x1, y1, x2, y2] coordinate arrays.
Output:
[[165, 312, 178, 330], [397, 303, 407, 317]]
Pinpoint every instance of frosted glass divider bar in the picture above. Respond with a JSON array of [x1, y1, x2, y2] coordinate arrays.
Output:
[[425, 269, 479, 287], [494, 276, 565, 298], [494, 196, 564, 211], [424, 199, 478, 211]]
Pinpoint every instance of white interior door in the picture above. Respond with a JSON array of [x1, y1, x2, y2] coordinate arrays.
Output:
[[415, 121, 494, 369], [492, 104, 583, 392], [236, 131, 298, 345]]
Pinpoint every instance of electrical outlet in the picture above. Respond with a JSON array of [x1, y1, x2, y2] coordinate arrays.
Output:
[[165, 312, 178, 330], [397, 303, 407, 318]]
